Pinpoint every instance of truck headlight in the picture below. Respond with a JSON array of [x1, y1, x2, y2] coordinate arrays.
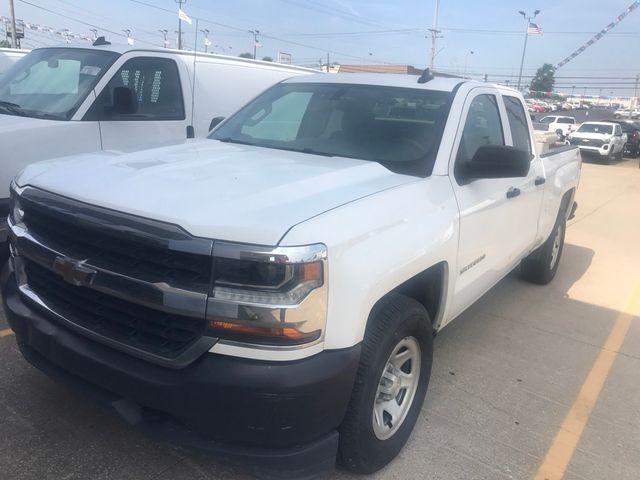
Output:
[[206, 242, 328, 347]]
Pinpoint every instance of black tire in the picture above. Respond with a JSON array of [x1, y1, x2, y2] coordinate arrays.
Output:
[[338, 293, 433, 474], [606, 148, 615, 164], [521, 214, 566, 285], [555, 129, 564, 142]]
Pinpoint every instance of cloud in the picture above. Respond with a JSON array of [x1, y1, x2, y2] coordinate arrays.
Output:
[[332, 0, 360, 17]]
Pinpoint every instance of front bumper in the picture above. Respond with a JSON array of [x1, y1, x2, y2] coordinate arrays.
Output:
[[2, 265, 360, 476], [574, 144, 612, 156]]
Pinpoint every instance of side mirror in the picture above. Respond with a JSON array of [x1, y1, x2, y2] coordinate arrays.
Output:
[[209, 116, 225, 132], [111, 87, 138, 115], [458, 145, 531, 182]]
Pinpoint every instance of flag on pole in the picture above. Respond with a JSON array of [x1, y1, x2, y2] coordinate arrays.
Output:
[[178, 8, 192, 25], [527, 22, 543, 34], [255, 41, 263, 48], [204, 38, 212, 47], [127, 36, 135, 45]]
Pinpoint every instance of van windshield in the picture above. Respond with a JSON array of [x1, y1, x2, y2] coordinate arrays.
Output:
[[0, 48, 118, 120], [210, 82, 452, 177]]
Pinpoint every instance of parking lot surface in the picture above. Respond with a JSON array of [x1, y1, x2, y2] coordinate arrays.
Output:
[[1, 156, 639, 480]]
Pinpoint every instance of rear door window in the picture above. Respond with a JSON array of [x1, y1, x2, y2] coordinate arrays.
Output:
[[504, 96, 532, 155]]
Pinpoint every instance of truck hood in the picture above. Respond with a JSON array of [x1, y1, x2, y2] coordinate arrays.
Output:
[[0, 112, 60, 133], [16, 139, 417, 245]]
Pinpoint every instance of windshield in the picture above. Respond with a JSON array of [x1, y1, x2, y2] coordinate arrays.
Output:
[[0, 48, 118, 120], [577, 123, 613, 134], [210, 82, 452, 177]]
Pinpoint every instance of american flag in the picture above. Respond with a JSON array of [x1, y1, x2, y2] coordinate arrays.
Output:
[[528, 22, 543, 35]]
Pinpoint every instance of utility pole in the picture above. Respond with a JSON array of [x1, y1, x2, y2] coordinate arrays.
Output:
[[176, 0, 185, 50], [8, 0, 18, 49], [249, 30, 260, 59], [634, 73, 639, 100], [516, 9, 540, 91], [427, 0, 440, 70], [327, 52, 330, 72]]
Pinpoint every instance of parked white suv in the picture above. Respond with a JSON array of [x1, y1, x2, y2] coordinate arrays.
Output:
[[539, 115, 576, 140], [3, 73, 581, 477], [568, 121, 627, 162]]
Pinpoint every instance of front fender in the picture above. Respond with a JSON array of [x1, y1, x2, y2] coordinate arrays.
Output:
[[281, 176, 459, 350]]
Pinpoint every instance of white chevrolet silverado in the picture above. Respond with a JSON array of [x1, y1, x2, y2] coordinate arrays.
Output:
[[3, 72, 581, 478]]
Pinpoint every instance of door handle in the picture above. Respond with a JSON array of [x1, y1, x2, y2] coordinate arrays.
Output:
[[506, 187, 521, 199], [535, 176, 546, 186]]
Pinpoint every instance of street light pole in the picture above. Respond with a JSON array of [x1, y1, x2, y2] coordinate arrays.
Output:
[[516, 9, 540, 91], [428, 0, 441, 70], [249, 29, 260, 59], [200, 29, 210, 52], [159, 29, 168, 48]]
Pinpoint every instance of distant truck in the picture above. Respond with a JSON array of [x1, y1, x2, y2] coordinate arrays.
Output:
[[0, 47, 28, 74], [0, 41, 315, 243], [538, 115, 576, 141], [3, 73, 582, 477], [568, 121, 627, 162]]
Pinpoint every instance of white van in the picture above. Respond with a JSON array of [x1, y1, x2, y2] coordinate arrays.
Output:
[[0, 47, 28, 74], [0, 40, 315, 241]]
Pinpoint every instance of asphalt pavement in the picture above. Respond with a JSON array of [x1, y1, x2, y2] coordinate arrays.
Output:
[[1, 155, 639, 480]]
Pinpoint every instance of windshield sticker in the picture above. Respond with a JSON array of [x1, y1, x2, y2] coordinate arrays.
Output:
[[80, 66, 101, 76]]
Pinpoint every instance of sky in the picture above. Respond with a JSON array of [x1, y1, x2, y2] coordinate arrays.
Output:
[[1, 0, 639, 96]]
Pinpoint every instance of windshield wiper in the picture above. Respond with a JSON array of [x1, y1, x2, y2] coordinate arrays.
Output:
[[216, 137, 258, 147], [0, 100, 27, 117]]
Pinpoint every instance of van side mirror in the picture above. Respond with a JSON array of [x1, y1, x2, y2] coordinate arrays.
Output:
[[111, 87, 138, 115], [457, 145, 531, 182], [209, 116, 225, 132]]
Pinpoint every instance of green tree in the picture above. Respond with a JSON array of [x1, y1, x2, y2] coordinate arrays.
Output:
[[530, 63, 556, 93], [261, 56, 273, 62], [238, 52, 254, 59], [0, 40, 12, 48]]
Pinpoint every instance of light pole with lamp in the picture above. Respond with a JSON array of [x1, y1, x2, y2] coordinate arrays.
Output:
[[200, 29, 210, 52], [516, 9, 540, 91], [159, 29, 169, 48], [249, 30, 260, 59]]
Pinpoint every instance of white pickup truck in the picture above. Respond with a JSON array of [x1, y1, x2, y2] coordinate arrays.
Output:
[[2, 73, 581, 477], [0, 41, 312, 243], [0, 47, 28, 74], [568, 121, 627, 162], [538, 115, 576, 141]]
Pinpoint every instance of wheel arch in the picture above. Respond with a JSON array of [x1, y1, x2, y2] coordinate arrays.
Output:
[[366, 262, 449, 333]]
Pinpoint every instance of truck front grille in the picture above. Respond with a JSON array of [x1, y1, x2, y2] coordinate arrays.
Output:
[[11, 186, 216, 366], [24, 259, 205, 358]]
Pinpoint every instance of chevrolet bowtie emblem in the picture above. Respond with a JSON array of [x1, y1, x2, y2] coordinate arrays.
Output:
[[52, 256, 96, 287]]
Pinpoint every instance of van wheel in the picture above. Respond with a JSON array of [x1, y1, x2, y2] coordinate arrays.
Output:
[[521, 215, 566, 285], [338, 294, 433, 474]]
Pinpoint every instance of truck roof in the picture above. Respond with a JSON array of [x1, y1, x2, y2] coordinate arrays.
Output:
[[28, 42, 317, 74], [283, 73, 519, 94]]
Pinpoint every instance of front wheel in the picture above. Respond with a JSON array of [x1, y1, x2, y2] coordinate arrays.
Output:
[[521, 215, 566, 285], [338, 294, 433, 474]]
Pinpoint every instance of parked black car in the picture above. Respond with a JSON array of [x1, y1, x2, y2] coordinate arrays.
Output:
[[604, 119, 640, 157]]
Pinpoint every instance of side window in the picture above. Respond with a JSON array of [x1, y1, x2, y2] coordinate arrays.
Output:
[[615, 125, 622, 136], [86, 57, 184, 121], [504, 96, 532, 155], [457, 94, 504, 164], [540, 117, 553, 124]]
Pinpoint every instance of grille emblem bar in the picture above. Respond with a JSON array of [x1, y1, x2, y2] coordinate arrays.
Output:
[[52, 256, 96, 287]]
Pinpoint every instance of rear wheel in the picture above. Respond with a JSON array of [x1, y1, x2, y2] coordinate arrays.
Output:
[[338, 294, 433, 474]]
